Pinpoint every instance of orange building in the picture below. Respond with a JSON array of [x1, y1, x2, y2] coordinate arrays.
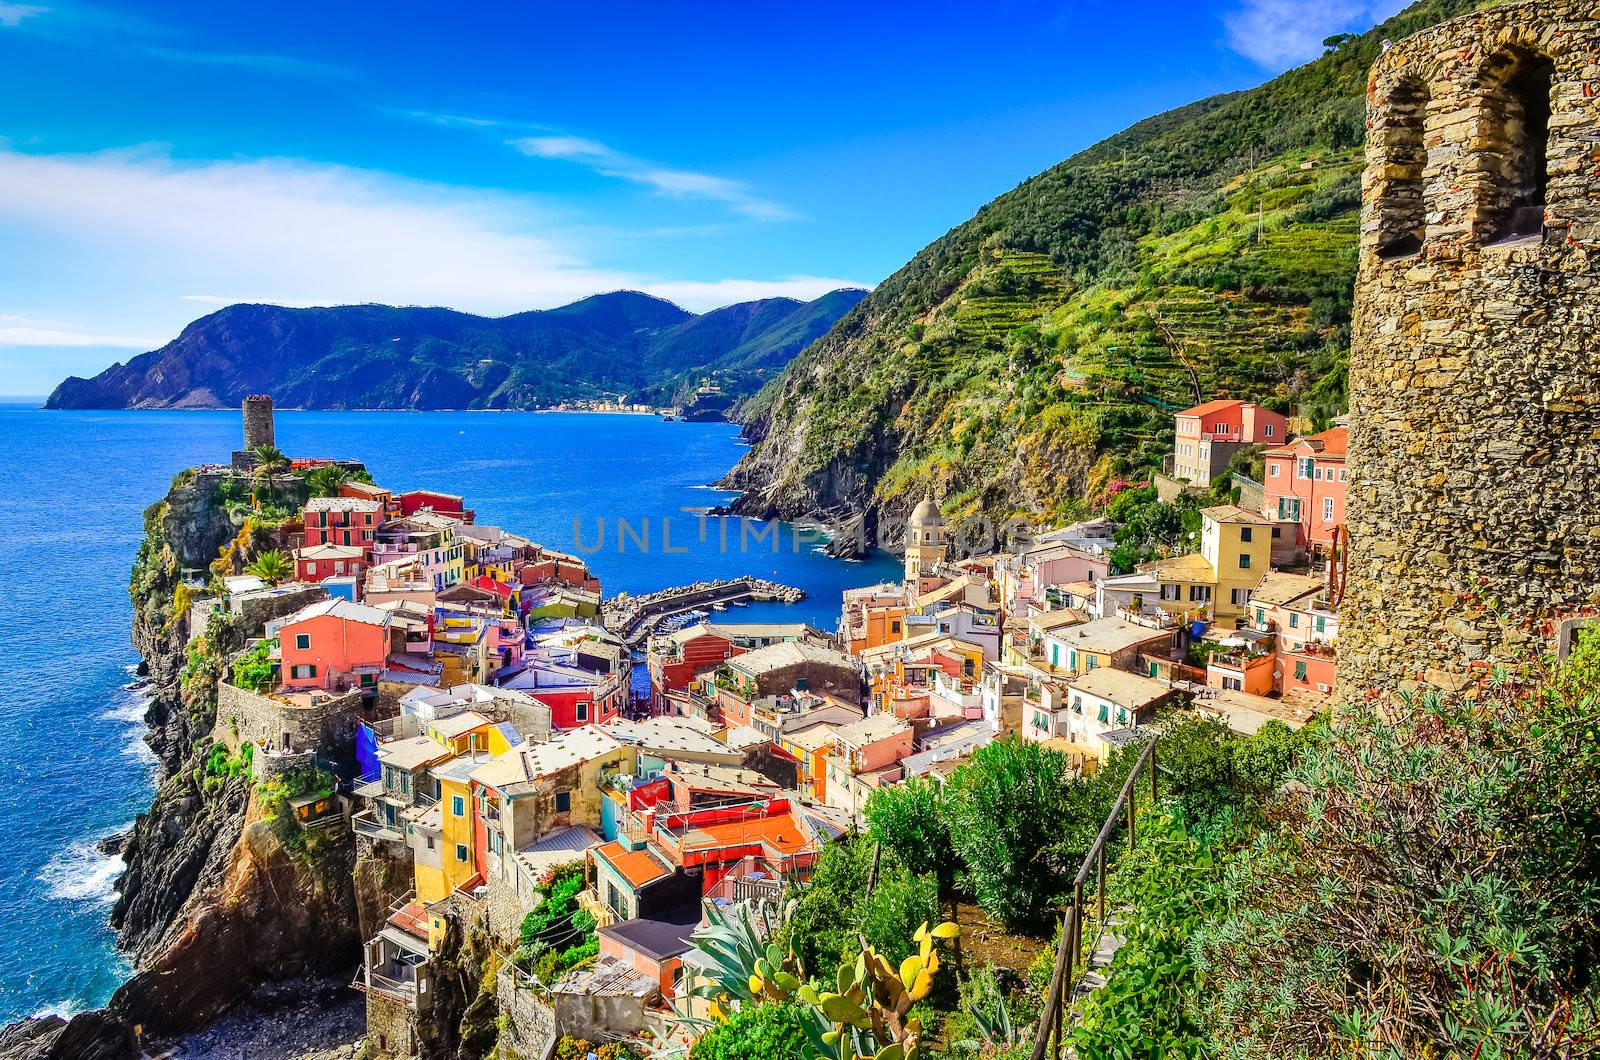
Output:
[[278, 598, 391, 691], [1173, 400, 1288, 486]]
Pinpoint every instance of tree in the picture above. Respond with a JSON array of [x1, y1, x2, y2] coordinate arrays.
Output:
[[302, 464, 349, 498], [945, 737, 1078, 931], [250, 445, 290, 506], [301, 463, 373, 498], [231, 638, 276, 692], [864, 776, 960, 899], [245, 549, 292, 585]]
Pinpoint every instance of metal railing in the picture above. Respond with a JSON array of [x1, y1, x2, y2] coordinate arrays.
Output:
[[1031, 737, 1159, 1060], [352, 811, 404, 843]]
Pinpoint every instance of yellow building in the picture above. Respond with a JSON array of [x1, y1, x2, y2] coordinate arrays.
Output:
[[1137, 505, 1272, 626], [421, 709, 518, 757], [1199, 505, 1272, 623]]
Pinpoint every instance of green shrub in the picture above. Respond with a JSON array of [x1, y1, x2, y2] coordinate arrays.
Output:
[[689, 1003, 810, 1060], [944, 737, 1080, 932]]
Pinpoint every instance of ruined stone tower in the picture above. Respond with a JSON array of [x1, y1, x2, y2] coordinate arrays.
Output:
[[1340, 1, 1600, 696], [242, 394, 275, 451]]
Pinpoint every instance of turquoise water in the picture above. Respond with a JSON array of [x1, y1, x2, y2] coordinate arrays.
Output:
[[0, 406, 898, 1022]]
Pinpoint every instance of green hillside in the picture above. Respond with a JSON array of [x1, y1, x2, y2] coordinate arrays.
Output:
[[726, 0, 1489, 533]]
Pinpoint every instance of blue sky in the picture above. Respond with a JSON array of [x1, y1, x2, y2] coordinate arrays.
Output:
[[0, 0, 1406, 394]]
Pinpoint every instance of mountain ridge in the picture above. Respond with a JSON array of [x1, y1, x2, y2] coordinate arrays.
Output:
[[45, 288, 868, 412], [722, 0, 1487, 542]]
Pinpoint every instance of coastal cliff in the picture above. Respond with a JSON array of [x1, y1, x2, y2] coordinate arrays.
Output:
[[116, 467, 386, 1035], [1, 466, 377, 1056]]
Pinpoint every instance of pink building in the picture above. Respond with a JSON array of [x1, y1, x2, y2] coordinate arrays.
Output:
[[824, 711, 915, 814], [277, 599, 391, 691], [1262, 427, 1348, 552], [1173, 400, 1289, 487]]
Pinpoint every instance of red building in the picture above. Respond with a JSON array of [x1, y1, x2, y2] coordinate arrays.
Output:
[[302, 496, 382, 552], [500, 663, 627, 729], [1262, 427, 1348, 552], [277, 598, 391, 692], [646, 626, 745, 713], [294, 543, 366, 586], [396, 489, 475, 523]]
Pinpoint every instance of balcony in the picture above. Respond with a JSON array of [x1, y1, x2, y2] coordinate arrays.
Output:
[[351, 810, 404, 844]]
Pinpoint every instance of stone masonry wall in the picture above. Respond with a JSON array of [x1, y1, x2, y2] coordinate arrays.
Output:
[[214, 681, 362, 754], [1342, 1, 1600, 696]]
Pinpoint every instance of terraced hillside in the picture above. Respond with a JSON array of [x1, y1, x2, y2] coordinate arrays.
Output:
[[725, 0, 1486, 541]]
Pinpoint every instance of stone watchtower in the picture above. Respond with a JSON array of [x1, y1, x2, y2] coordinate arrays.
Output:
[[232, 395, 278, 470], [1340, 1, 1600, 696], [243, 394, 276, 450]]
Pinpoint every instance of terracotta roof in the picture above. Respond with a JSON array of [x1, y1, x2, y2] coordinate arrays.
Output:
[[387, 900, 429, 941], [1176, 399, 1245, 417], [672, 810, 815, 859], [593, 840, 673, 889], [1265, 426, 1349, 459]]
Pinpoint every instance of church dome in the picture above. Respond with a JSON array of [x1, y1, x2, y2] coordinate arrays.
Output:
[[909, 494, 942, 529]]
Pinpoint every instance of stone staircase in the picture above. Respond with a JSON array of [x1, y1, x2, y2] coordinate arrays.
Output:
[[1071, 912, 1128, 1007]]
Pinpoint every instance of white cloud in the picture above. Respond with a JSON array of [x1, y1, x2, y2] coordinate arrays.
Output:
[[0, 2, 47, 27], [0, 314, 158, 347], [509, 133, 796, 222], [515, 135, 611, 161], [1223, 0, 1409, 68], [0, 146, 865, 349]]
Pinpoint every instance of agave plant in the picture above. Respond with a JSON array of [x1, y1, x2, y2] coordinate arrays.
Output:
[[684, 895, 802, 1009]]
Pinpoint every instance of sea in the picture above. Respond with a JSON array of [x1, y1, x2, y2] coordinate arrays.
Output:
[[0, 404, 899, 1024]]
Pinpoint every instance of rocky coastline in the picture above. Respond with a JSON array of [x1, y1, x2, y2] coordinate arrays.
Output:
[[0, 468, 379, 1059]]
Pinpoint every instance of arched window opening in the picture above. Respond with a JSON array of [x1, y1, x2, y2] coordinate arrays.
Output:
[[1376, 78, 1429, 260], [1482, 48, 1555, 243]]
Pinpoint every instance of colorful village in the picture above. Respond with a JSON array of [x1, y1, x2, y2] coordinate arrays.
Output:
[[192, 394, 1346, 1060]]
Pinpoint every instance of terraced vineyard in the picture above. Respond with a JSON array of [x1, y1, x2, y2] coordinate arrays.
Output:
[[951, 250, 1070, 342]]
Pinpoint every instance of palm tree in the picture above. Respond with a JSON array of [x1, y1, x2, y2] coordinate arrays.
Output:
[[250, 445, 290, 507], [303, 463, 351, 498], [245, 549, 293, 585]]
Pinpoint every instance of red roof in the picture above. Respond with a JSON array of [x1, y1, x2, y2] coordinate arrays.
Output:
[[593, 840, 673, 889], [1177, 399, 1245, 417], [1310, 427, 1348, 456], [470, 575, 514, 599]]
